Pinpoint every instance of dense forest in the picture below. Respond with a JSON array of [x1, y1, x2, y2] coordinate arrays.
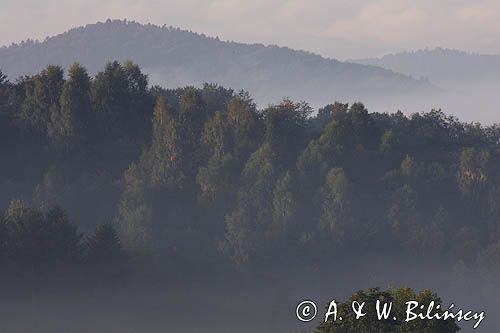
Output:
[[0, 61, 499, 331], [1, 61, 500, 271]]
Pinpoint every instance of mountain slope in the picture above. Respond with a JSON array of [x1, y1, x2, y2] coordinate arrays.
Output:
[[0, 20, 434, 107], [351, 48, 500, 86], [351, 48, 500, 124]]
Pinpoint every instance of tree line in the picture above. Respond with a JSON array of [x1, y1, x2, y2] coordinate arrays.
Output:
[[0, 199, 123, 276]]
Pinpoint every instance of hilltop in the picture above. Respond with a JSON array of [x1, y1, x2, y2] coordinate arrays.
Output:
[[0, 20, 435, 107]]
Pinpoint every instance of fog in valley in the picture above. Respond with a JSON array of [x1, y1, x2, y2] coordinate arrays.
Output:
[[1, 17, 500, 333]]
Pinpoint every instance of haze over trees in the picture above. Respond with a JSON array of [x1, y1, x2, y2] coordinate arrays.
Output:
[[0, 60, 499, 332], [352, 47, 500, 86], [352, 48, 500, 123], [5, 21, 500, 123], [1, 61, 500, 273], [0, 20, 434, 110]]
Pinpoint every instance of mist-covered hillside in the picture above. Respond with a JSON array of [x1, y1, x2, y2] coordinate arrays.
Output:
[[0, 20, 434, 108], [0, 51, 498, 333], [352, 48, 500, 85], [351, 48, 500, 124]]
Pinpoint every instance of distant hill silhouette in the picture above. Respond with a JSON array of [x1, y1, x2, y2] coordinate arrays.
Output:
[[0, 20, 434, 107], [351, 48, 500, 86], [351, 48, 500, 124]]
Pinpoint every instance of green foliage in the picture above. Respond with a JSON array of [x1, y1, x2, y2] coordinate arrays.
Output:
[[48, 63, 91, 147], [150, 96, 184, 188], [197, 92, 260, 206], [21, 65, 64, 135], [457, 147, 490, 196], [316, 102, 349, 127], [379, 129, 395, 153], [263, 99, 312, 166], [221, 143, 278, 265], [1, 61, 500, 274], [0, 200, 129, 276], [85, 223, 123, 264], [3, 200, 81, 270], [272, 171, 297, 236], [91, 61, 152, 141], [117, 161, 152, 254], [197, 112, 234, 202], [318, 168, 351, 244]]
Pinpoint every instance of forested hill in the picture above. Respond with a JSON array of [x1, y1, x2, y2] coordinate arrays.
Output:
[[0, 20, 435, 107], [1, 61, 500, 272], [0, 59, 498, 332], [352, 48, 500, 85]]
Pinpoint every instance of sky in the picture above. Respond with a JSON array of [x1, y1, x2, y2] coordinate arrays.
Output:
[[2, 0, 500, 60]]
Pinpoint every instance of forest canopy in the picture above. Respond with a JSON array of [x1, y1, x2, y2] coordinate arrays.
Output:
[[0, 62, 499, 277]]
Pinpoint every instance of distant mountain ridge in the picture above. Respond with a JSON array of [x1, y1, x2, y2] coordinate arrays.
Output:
[[351, 48, 500, 85], [350, 47, 500, 124], [0, 20, 435, 107]]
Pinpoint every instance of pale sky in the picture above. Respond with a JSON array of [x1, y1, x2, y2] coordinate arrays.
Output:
[[2, 0, 500, 60]]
